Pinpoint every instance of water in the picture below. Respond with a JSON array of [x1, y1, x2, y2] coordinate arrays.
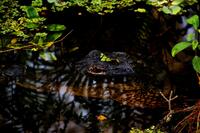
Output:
[[0, 50, 169, 132]]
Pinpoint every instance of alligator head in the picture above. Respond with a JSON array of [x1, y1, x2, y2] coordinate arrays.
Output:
[[75, 50, 135, 77]]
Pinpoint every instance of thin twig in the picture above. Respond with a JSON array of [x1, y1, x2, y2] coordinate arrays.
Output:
[[174, 111, 196, 132], [174, 105, 195, 113], [160, 90, 178, 111], [173, 100, 200, 133], [54, 29, 74, 43], [0, 29, 73, 53], [0, 44, 34, 53], [159, 90, 178, 122]]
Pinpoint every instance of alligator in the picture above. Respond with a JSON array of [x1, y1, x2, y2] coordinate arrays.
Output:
[[66, 50, 171, 108], [2, 50, 172, 109]]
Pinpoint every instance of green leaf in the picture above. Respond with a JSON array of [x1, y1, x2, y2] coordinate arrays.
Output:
[[100, 53, 111, 62], [171, 42, 192, 57], [24, 6, 39, 18], [192, 40, 198, 50], [39, 51, 57, 61], [192, 56, 200, 73], [162, 5, 181, 15], [26, 23, 39, 29], [171, 0, 183, 5], [162, 6, 171, 14], [186, 33, 195, 41], [69, 47, 79, 53], [45, 42, 54, 48], [47, 32, 62, 41], [171, 5, 181, 15], [32, 0, 43, 7], [134, 8, 146, 13], [47, 0, 57, 3], [38, 37, 44, 46], [47, 24, 66, 31], [186, 15, 199, 30], [33, 33, 47, 46], [50, 52, 57, 61]]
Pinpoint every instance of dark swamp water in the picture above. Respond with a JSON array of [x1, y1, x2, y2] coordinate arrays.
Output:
[[0, 12, 200, 133]]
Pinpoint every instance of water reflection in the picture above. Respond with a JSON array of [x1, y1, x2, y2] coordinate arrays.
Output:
[[0, 52, 167, 133]]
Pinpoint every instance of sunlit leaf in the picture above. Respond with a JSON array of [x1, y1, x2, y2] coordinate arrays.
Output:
[[47, 0, 57, 3], [38, 37, 44, 46], [39, 51, 57, 61], [11, 38, 17, 44], [171, 5, 181, 15], [47, 24, 66, 31], [31, 48, 38, 51], [134, 8, 146, 13], [186, 15, 199, 30], [192, 56, 200, 73], [69, 47, 79, 53], [171, 0, 183, 5], [171, 42, 192, 57], [50, 52, 57, 61], [100, 53, 111, 62], [186, 33, 195, 41], [24, 6, 39, 18], [47, 33, 62, 41], [45, 42, 54, 48], [32, 0, 43, 6], [192, 40, 198, 50], [162, 6, 171, 14], [96, 114, 107, 121], [162, 5, 181, 15], [26, 23, 39, 29]]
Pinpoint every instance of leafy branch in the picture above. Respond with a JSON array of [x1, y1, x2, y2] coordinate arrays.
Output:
[[171, 15, 200, 73], [0, 0, 67, 52]]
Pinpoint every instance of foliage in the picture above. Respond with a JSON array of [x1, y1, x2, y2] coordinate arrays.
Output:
[[39, 51, 57, 61], [47, 0, 197, 15], [0, 0, 199, 64], [0, 0, 24, 37], [0, 0, 198, 53], [0, 0, 66, 52], [171, 15, 200, 73], [47, 0, 138, 14], [129, 126, 164, 133], [147, 0, 198, 15]]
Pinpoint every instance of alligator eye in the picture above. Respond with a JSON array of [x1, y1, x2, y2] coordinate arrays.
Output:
[[87, 65, 106, 75]]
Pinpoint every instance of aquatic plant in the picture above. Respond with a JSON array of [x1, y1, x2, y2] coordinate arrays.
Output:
[[0, 0, 66, 52], [0, 0, 198, 53], [129, 125, 164, 133], [47, 0, 198, 15]]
